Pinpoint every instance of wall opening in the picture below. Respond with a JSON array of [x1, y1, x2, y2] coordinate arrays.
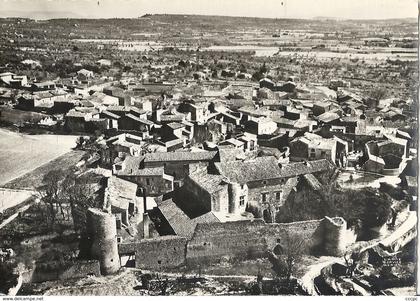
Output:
[[273, 244, 284, 255]]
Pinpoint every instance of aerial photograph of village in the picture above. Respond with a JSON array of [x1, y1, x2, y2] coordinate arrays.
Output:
[[0, 0, 418, 297]]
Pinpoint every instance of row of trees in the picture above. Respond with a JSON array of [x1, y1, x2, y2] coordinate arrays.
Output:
[[38, 169, 101, 235]]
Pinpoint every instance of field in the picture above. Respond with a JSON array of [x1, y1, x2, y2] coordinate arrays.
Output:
[[0, 106, 48, 126], [0, 129, 79, 186], [2, 150, 85, 189], [0, 188, 34, 213]]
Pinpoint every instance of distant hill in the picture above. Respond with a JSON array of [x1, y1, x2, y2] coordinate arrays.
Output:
[[0, 12, 416, 23], [0, 10, 84, 20]]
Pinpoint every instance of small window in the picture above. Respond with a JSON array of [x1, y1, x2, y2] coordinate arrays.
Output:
[[276, 238, 281, 243], [262, 180, 267, 185], [146, 178, 150, 185], [262, 193, 267, 202], [239, 195, 245, 206], [276, 192, 281, 200], [158, 260, 161, 264]]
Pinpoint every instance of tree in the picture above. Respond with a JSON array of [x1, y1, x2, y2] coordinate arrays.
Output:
[[367, 87, 387, 103], [362, 190, 392, 229], [61, 173, 98, 234], [38, 169, 67, 230], [252, 70, 264, 81], [343, 249, 363, 278], [260, 62, 269, 74], [0, 261, 18, 295], [269, 232, 307, 283]]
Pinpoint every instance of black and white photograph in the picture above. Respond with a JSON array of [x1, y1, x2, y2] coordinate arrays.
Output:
[[0, 0, 418, 297]]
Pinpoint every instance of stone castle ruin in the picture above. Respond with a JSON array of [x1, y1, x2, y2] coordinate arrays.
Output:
[[88, 207, 357, 274], [87, 208, 120, 275]]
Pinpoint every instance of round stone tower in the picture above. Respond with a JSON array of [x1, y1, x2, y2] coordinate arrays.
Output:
[[228, 182, 248, 215], [87, 208, 120, 275], [323, 216, 348, 256]]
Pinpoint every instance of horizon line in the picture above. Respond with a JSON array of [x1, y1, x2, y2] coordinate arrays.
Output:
[[0, 12, 417, 21]]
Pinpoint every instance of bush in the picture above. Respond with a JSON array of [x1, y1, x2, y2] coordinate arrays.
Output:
[[0, 261, 18, 294]]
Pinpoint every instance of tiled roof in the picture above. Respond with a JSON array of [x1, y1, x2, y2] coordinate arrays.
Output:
[[217, 148, 246, 162], [317, 112, 340, 123], [188, 169, 226, 194], [166, 122, 185, 130], [383, 134, 407, 146], [215, 156, 332, 184], [271, 116, 297, 126], [157, 198, 219, 238], [164, 138, 184, 147], [158, 198, 196, 238], [192, 211, 220, 224], [367, 153, 385, 165], [107, 176, 137, 210], [114, 156, 167, 177], [280, 160, 334, 177], [66, 110, 86, 118], [220, 138, 244, 147], [100, 110, 120, 119], [144, 151, 217, 163], [160, 114, 185, 122], [303, 174, 322, 191], [124, 114, 155, 125], [215, 156, 283, 184]]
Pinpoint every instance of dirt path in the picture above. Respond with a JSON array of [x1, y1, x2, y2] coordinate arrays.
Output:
[[299, 256, 343, 296], [0, 201, 35, 230]]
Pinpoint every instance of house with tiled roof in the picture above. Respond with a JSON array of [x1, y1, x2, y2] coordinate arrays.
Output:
[[210, 156, 333, 222], [184, 166, 252, 222], [89, 91, 119, 106], [113, 155, 174, 196], [142, 150, 218, 186], [118, 113, 155, 134], [99, 133, 148, 166], [160, 120, 194, 147], [156, 198, 220, 239], [99, 110, 120, 129], [244, 117, 277, 136], [103, 176, 144, 234], [289, 132, 348, 166]]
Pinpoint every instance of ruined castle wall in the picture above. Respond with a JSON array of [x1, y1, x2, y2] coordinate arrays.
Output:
[[113, 217, 353, 268], [186, 220, 268, 264], [262, 219, 325, 252], [185, 217, 351, 264], [322, 216, 355, 256], [87, 208, 120, 275], [135, 236, 187, 270]]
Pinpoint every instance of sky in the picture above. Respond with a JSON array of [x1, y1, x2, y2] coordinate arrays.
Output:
[[0, 0, 418, 19]]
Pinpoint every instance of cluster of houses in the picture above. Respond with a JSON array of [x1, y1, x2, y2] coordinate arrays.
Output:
[[0, 60, 416, 261]]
